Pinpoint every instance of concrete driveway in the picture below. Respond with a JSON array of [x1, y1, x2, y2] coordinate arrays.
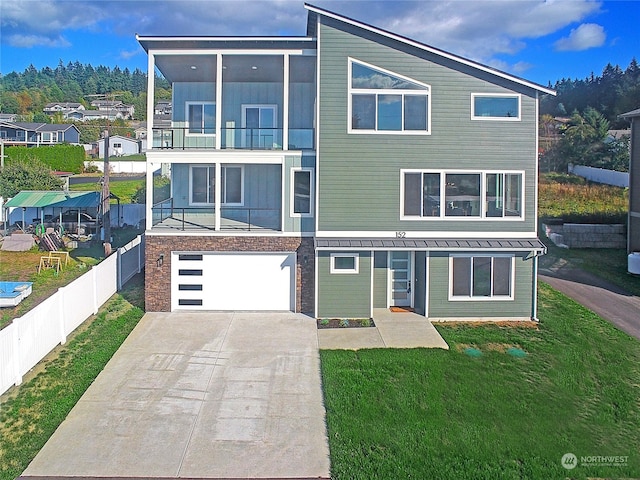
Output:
[[21, 312, 330, 479]]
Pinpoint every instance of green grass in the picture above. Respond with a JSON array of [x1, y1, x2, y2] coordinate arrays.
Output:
[[0, 274, 144, 480], [539, 173, 628, 224], [321, 283, 640, 480], [69, 178, 144, 204]]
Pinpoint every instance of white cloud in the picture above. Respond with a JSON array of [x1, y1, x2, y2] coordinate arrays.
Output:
[[7, 33, 71, 49], [554, 23, 606, 51], [0, 0, 605, 72]]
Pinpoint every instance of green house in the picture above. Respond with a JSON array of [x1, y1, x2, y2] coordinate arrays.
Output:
[[139, 4, 553, 321]]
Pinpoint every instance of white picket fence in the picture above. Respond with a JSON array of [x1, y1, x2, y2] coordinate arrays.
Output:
[[0, 235, 144, 396]]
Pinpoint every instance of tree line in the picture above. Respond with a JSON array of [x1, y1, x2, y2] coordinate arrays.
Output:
[[0, 61, 170, 121]]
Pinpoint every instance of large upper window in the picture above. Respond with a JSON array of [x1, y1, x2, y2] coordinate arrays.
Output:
[[190, 165, 243, 205], [450, 255, 514, 300], [349, 59, 430, 134], [187, 102, 216, 135], [401, 170, 523, 219], [471, 94, 521, 120]]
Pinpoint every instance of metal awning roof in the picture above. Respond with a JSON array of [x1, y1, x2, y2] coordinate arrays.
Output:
[[4, 191, 100, 209], [315, 237, 547, 253]]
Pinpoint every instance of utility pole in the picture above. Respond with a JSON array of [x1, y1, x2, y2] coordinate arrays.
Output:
[[102, 128, 111, 255]]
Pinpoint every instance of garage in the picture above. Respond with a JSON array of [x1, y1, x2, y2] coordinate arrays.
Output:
[[171, 252, 296, 311]]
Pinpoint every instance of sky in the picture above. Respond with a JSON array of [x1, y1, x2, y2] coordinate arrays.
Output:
[[0, 0, 638, 87]]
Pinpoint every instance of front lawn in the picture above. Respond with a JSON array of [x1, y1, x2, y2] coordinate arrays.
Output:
[[321, 282, 640, 479]]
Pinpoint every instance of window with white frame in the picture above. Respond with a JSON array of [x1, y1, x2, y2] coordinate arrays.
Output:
[[330, 253, 359, 274], [190, 165, 243, 205], [187, 102, 216, 135], [291, 168, 314, 216], [471, 94, 521, 120], [401, 170, 523, 219], [349, 59, 430, 134], [450, 255, 513, 299]]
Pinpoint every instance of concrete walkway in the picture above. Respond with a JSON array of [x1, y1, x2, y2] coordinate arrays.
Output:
[[539, 264, 640, 341], [21, 312, 330, 480], [318, 309, 449, 350]]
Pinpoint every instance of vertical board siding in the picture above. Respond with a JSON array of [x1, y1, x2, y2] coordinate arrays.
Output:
[[317, 251, 371, 318], [427, 252, 533, 318], [317, 20, 538, 234]]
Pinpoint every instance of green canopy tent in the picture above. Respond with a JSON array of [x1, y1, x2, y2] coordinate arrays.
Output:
[[3, 191, 100, 234]]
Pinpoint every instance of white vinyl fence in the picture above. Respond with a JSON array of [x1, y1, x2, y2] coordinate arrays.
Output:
[[0, 235, 144, 396], [568, 164, 629, 188], [84, 161, 147, 174]]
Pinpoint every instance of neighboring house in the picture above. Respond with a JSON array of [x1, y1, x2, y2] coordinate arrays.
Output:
[[138, 4, 554, 319], [155, 101, 172, 115], [0, 121, 80, 146], [620, 108, 640, 254], [97, 134, 142, 157], [0, 113, 19, 122], [90, 100, 135, 119], [43, 102, 85, 116], [65, 109, 124, 122]]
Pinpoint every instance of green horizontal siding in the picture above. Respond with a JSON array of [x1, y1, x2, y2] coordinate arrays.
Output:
[[317, 251, 371, 318], [317, 19, 538, 234], [373, 251, 387, 308], [427, 252, 534, 318]]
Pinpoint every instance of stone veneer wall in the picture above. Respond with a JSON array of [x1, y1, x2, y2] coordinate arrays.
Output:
[[145, 235, 315, 313], [543, 223, 626, 249]]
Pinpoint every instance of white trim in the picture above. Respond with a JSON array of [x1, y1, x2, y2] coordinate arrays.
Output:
[[141, 47, 309, 56], [348, 58, 431, 135], [146, 150, 287, 164], [146, 230, 315, 238], [424, 255, 430, 317], [471, 93, 521, 121], [370, 250, 375, 319], [290, 167, 314, 217], [330, 253, 359, 274], [448, 254, 515, 301], [304, 4, 556, 96], [216, 54, 223, 149], [399, 169, 525, 221], [283, 54, 290, 151], [189, 164, 215, 205]]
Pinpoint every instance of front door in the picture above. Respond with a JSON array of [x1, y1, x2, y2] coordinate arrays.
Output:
[[389, 251, 412, 307]]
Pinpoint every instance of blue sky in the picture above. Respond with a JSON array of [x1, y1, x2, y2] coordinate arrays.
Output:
[[0, 0, 638, 87]]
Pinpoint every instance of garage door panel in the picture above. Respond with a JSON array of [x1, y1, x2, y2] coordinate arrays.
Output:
[[172, 252, 295, 311]]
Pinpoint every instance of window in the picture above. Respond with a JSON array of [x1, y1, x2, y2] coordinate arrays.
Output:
[[330, 253, 359, 274], [187, 102, 216, 134], [450, 255, 513, 300], [486, 173, 522, 217], [291, 168, 314, 216], [349, 59, 430, 134], [190, 165, 243, 205], [472, 94, 520, 120], [401, 170, 523, 219]]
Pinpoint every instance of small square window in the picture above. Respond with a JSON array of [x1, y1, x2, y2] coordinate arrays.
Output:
[[330, 253, 359, 274]]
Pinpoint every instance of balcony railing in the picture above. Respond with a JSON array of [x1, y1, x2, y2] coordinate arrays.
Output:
[[152, 127, 314, 150], [152, 199, 281, 232]]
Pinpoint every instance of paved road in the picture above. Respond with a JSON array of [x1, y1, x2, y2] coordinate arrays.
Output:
[[21, 312, 331, 480], [539, 266, 640, 341]]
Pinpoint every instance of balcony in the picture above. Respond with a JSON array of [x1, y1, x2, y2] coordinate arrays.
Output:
[[152, 127, 314, 151], [152, 199, 281, 232]]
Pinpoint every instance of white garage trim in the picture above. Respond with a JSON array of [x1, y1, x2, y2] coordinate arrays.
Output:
[[171, 251, 296, 311]]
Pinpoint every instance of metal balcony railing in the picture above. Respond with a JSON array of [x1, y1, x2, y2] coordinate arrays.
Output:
[[151, 127, 314, 150]]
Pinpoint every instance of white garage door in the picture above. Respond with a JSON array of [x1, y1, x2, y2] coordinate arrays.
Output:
[[171, 252, 296, 311]]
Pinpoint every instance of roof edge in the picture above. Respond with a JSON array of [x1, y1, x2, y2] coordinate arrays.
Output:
[[304, 3, 555, 96]]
